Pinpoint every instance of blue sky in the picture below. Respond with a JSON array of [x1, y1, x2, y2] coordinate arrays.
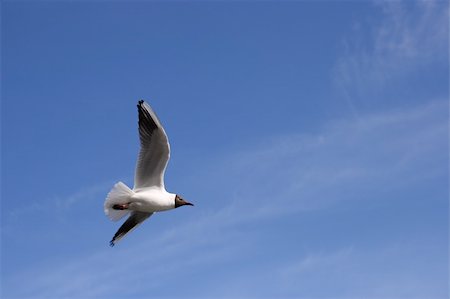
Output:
[[1, 1, 448, 298]]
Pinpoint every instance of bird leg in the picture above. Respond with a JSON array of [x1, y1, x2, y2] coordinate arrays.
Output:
[[112, 203, 129, 210]]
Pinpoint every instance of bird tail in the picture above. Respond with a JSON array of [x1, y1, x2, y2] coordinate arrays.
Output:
[[104, 181, 134, 221]]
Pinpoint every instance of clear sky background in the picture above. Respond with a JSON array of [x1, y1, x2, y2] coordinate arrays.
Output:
[[1, 1, 448, 298]]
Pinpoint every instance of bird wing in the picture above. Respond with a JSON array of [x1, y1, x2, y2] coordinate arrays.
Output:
[[110, 211, 153, 246], [134, 100, 170, 190]]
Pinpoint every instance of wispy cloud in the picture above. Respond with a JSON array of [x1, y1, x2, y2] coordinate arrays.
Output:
[[333, 0, 448, 113], [276, 241, 447, 299], [218, 99, 447, 215], [8, 181, 110, 216], [2, 181, 112, 237], [3, 2, 447, 299], [3, 98, 447, 299]]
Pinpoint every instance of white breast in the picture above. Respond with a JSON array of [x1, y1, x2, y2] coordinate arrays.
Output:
[[130, 188, 175, 212]]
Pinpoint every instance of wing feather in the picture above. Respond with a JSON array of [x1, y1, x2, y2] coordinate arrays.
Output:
[[110, 211, 153, 246], [134, 100, 170, 190]]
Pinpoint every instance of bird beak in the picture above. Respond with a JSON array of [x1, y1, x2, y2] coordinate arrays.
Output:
[[185, 201, 194, 206]]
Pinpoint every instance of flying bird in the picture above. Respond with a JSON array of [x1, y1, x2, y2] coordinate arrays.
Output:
[[104, 100, 193, 246]]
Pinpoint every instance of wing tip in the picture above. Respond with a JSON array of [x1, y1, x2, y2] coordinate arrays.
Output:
[[110, 234, 122, 247]]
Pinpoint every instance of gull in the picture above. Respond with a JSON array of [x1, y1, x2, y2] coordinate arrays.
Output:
[[104, 100, 193, 246]]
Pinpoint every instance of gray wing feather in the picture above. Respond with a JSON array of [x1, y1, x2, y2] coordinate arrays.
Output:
[[134, 100, 170, 190], [110, 211, 153, 246]]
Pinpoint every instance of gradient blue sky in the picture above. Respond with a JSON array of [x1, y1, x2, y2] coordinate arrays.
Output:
[[1, 1, 448, 298]]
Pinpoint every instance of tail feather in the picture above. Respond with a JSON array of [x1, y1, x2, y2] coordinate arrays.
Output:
[[104, 182, 134, 221]]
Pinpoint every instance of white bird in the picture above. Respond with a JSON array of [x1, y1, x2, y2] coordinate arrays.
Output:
[[104, 100, 193, 246]]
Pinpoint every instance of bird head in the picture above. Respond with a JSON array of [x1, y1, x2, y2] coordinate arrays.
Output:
[[175, 194, 194, 208]]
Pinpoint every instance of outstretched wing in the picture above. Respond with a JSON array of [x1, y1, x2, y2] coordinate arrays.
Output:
[[134, 100, 170, 190], [109, 211, 153, 246]]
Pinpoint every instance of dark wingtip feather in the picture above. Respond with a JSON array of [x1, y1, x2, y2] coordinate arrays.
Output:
[[136, 100, 158, 142], [110, 239, 115, 247]]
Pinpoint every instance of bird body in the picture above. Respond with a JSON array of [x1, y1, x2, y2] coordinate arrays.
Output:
[[104, 100, 193, 246], [130, 188, 176, 213]]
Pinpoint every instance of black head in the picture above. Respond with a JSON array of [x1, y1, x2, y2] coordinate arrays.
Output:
[[175, 194, 194, 208]]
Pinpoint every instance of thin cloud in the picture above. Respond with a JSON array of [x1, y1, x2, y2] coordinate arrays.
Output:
[[333, 0, 448, 112], [2, 180, 111, 235], [275, 241, 446, 299], [3, 99, 446, 299], [6, 181, 111, 217], [218, 99, 447, 216]]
